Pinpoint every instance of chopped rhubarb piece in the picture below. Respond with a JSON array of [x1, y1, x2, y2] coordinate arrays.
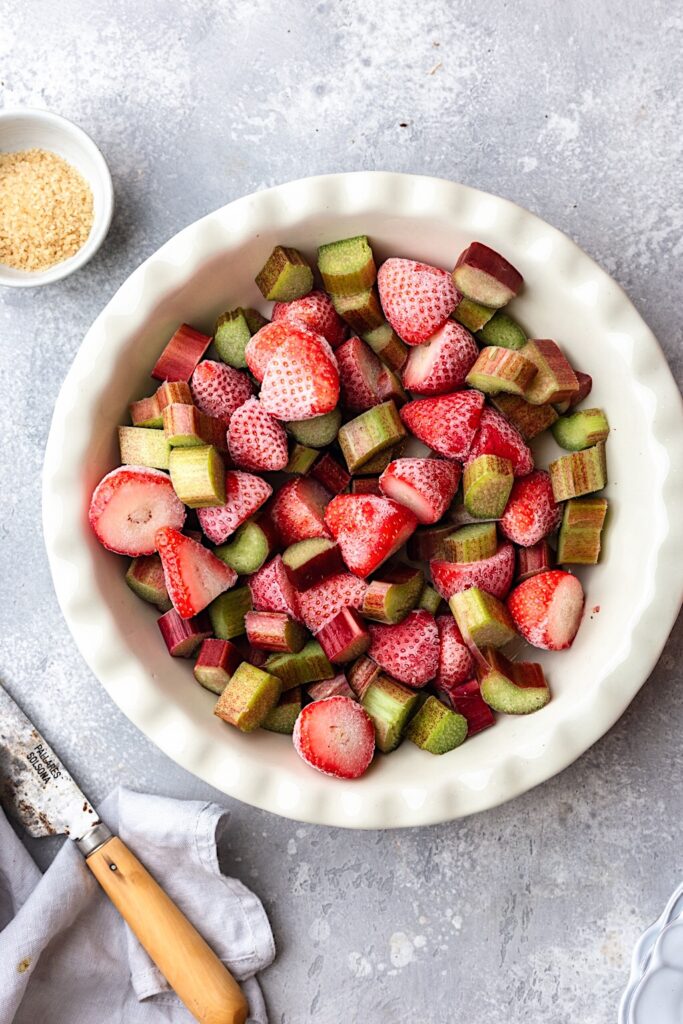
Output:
[[476, 311, 527, 350], [368, 609, 439, 687], [520, 340, 579, 405], [316, 607, 371, 663], [214, 308, 252, 368], [507, 570, 584, 650], [449, 679, 495, 735], [517, 540, 555, 582], [262, 687, 303, 735], [354, 439, 406, 476], [332, 288, 384, 335], [402, 320, 479, 395], [271, 477, 331, 546], [265, 639, 334, 690], [245, 610, 307, 653], [362, 322, 408, 371], [156, 527, 236, 618], [156, 380, 194, 412], [129, 392, 162, 428], [248, 555, 301, 619], [379, 457, 460, 525], [351, 477, 382, 495], [317, 235, 377, 296], [417, 584, 442, 615], [325, 494, 417, 578], [169, 445, 226, 508], [445, 522, 498, 563], [162, 404, 227, 450], [452, 297, 496, 332], [466, 346, 537, 396], [463, 455, 514, 519], [151, 324, 212, 382], [214, 662, 282, 732], [243, 308, 269, 334], [490, 393, 559, 441], [477, 648, 550, 714], [362, 675, 420, 753], [407, 524, 455, 562], [194, 638, 242, 694], [190, 360, 253, 424], [552, 408, 610, 451], [556, 370, 592, 413], [260, 327, 340, 422], [400, 390, 485, 461], [285, 443, 319, 475], [208, 585, 252, 639], [197, 471, 272, 544], [556, 497, 608, 564], [435, 615, 474, 688], [452, 242, 523, 309], [89, 466, 186, 557], [406, 696, 468, 754], [309, 452, 350, 495], [348, 655, 382, 700], [378, 257, 459, 346], [308, 674, 356, 701], [449, 587, 517, 649], [255, 245, 313, 302], [125, 554, 172, 611], [431, 543, 516, 601], [158, 608, 211, 658], [293, 696, 376, 779], [282, 538, 345, 591], [214, 520, 272, 575], [287, 409, 342, 448], [272, 290, 347, 348], [499, 470, 562, 547], [227, 398, 289, 472], [338, 400, 406, 473], [465, 406, 534, 477], [549, 442, 607, 501], [297, 573, 368, 632], [118, 426, 170, 470], [362, 565, 424, 624]]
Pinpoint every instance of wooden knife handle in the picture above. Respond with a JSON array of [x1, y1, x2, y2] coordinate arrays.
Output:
[[87, 836, 248, 1024]]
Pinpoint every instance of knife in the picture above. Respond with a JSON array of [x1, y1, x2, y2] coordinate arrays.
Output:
[[0, 683, 248, 1024]]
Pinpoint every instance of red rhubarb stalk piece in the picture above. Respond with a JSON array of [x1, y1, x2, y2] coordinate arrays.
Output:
[[282, 538, 346, 592], [194, 638, 243, 693], [158, 608, 212, 657], [452, 242, 523, 309], [449, 679, 496, 735], [309, 452, 351, 495], [316, 607, 371, 663], [151, 324, 212, 382], [308, 673, 356, 701], [516, 540, 555, 582], [244, 610, 308, 653]]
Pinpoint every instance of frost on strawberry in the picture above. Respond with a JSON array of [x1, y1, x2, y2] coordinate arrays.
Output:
[[293, 696, 375, 779], [336, 336, 404, 413], [400, 390, 485, 461], [272, 477, 332, 546], [431, 542, 516, 601], [260, 328, 340, 421], [227, 398, 289, 472], [272, 290, 347, 348], [499, 470, 562, 548], [190, 360, 253, 424], [197, 471, 272, 544], [156, 527, 237, 619], [248, 555, 301, 620], [402, 320, 478, 395], [379, 457, 460, 525], [367, 609, 439, 687], [378, 257, 459, 345], [435, 615, 474, 689], [464, 406, 534, 477], [325, 494, 417, 578], [297, 573, 368, 633], [89, 466, 186, 557], [507, 570, 585, 650]]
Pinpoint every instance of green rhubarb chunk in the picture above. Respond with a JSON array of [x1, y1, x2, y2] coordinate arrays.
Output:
[[118, 426, 170, 470], [463, 455, 514, 519], [286, 443, 319, 475], [361, 566, 424, 624], [449, 587, 517, 649], [551, 408, 610, 452], [243, 307, 269, 334], [169, 445, 226, 508], [287, 409, 342, 448], [417, 584, 442, 615], [265, 639, 334, 691], [465, 346, 537, 396], [208, 586, 252, 639], [476, 311, 528, 350], [129, 393, 163, 428], [163, 404, 216, 448], [354, 440, 405, 476], [520, 340, 579, 406], [317, 235, 377, 296], [452, 298, 496, 332], [338, 400, 406, 473], [362, 322, 408, 371], [406, 696, 468, 754], [262, 686, 303, 734], [479, 649, 550, 714], [557, 497, 608, 564], [214, 662, 281, 732], [445, 522, 498, 563], [125, 554, 172, 611], [549, 441, 607, 502], [362, 675, 420, 753], [214, 521, 270, 575], [332, 288, 384, 334], [255, 246, 314, 302], [214, 308, 252, 368], [490, 393, 558, 441]]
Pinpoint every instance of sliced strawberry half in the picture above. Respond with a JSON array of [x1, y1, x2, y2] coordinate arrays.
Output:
[[190, 360, 253, 424], [431, 543, 516, 600], [336, 336, 386, 413], [400, 390, 485, 460], [226, 398, 288, 471], [379, 457, 460, 525], [499, 470, 562, 547], [271, 478, 332, 547], [465, 407, 534, 477], [377, 258, 459, 345], [272, 290, 347, 349], [260, 327, 339, 422], [325, 494, 418, 578], [507, 570, 585, 650], [293, 695, 375, 779], [435, 614, 474, 688], [89, 466, 186, 557], [402, 321, 478, 395], [156, 527, 237, 618], [247, 555, 301, 620], [367, 609, 440, 687], [297, 573, 368, 633], [197, 471, 272, 544]]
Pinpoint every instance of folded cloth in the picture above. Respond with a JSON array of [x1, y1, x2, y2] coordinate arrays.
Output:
[[0, 787, 275, 1024]]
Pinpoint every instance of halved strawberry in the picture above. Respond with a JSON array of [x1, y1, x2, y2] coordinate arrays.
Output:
[[379, 457, 460, 524], [260, 327, 340, 422], [336, 336, 386, 413], [367, 609, 439, 687], [197, 471, 272, 544], [499, 470, 562, 547], [271, 478, 332, 546], [156, 527, 237, 618], [465, 407, 534, 477], [245, 321, 293, 383], [293, 695, 375, 779], [297, 573, 368, 632], [190, 360, 253, 424], [507, 569, 585, 650], [89, 466, 186, 556], [430, 543, 516, 600], [325, 494, 418, 578], [247, 555, 301, 620], [400, 390, 485, 460], [226, 398, 288, 471], [272, 290, 347, 349], [402, 321, 478, 395], [435, 614, 474, 688], [377, 258, 459, 345]]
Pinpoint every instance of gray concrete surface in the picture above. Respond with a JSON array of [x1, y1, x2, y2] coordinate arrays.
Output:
[[1, 1, 682, 1020]]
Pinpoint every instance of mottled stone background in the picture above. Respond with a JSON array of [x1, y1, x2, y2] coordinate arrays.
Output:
[[1, 1, 682, 1021]]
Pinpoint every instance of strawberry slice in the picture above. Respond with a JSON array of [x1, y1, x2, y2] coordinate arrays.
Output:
[[197, 471, 272, 544], [465, 407, 534, 477], [247, 555, 301, 620], [377, 258, 459, 345], [435, 615, 474, 688], [297, 573, 368, 632], [226, 398, 288, 471], [367, 609, 440, 687], [272, 290, 347, 349], [293, 695, 375, 779], [190, 360, 253, 424], [245, 321, 293, 383], [402, 321, 478, 395], [260, 328, 340, 421], [336, 336, 386, 413], [271, 478, 332, 546], [156, 527, 237, 618], [499, 470, 562, 547], [379, 457, 460, 525], [431, 543, 516, 600], [89, 466, 186, 556], [507, 569, 585, 650], [400, 390, 485, 460], [325, 494, 418, 578]]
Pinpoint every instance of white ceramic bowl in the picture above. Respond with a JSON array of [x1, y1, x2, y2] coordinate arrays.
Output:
[[42, 172, 683, 828], [0, 108, 114, 287]]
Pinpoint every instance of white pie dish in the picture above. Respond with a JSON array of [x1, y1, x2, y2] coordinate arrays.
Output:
[[42, 172, 683, 829]]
